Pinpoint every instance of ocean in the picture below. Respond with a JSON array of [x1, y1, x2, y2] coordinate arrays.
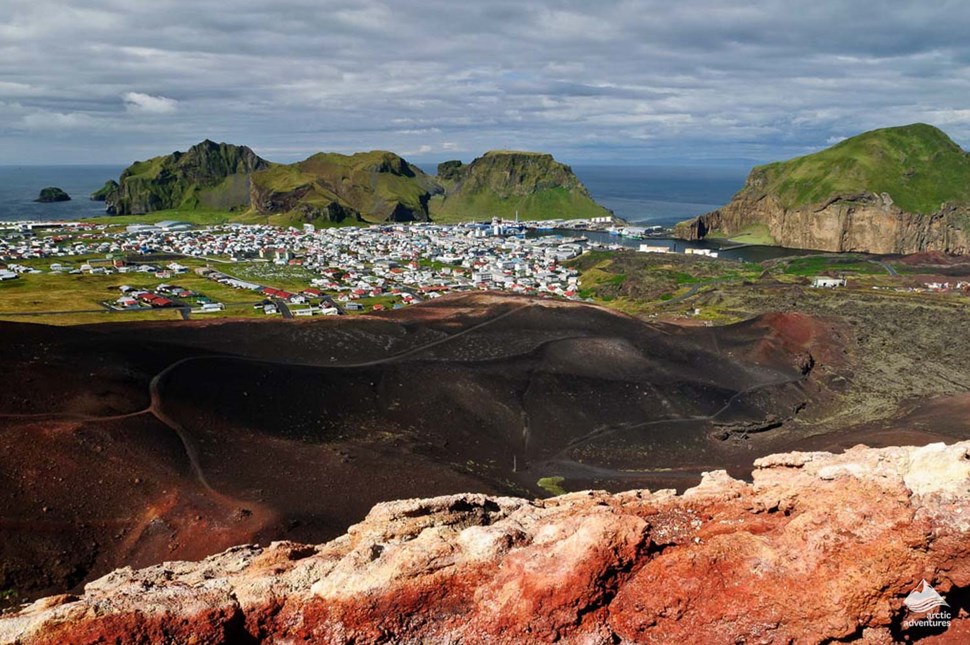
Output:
[[0, 164, 745, 225], [572, 165, 746, 227], [0, 165, 124, 222]]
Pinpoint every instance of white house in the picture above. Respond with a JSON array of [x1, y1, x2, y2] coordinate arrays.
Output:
[[812, 277, 847, 288]]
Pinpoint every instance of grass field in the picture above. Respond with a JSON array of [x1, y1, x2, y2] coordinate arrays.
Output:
[[780, 255, 885, 277], [83, 209, 237, 228], [707, 224, 776, 246], [0, 259, 269, 317]]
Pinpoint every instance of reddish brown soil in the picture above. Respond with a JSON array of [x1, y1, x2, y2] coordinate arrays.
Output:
[[0, 293, 866, 605]]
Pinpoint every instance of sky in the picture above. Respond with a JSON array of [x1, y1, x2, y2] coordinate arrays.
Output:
[[3, 0, 970, 166]]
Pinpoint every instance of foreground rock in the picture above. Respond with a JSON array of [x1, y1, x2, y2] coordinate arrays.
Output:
[[2, 442, 968, 644]]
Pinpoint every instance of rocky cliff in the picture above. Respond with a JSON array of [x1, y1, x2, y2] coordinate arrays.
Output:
[[249, 150, 440, 225], [3, 442, 968, 644], [105, 140, 270, 215], [431, 150, 612, 221], [88, 180, 118, 202], [676, 124, 970, 254]]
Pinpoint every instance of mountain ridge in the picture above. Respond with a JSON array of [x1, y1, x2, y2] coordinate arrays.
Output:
[[101, 143, 611, 224]]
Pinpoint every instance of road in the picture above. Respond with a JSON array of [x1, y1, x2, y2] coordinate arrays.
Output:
[[272, 297, 293, 319], [870, 260, 899, 276]]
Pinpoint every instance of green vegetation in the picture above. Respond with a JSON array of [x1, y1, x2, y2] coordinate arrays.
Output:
[[708, 224, 777, 246], [567, 250, 763, 311], [537, 476, 567, 496], [0, 256, 274, 325], [83, 208, 236, 227], [751, 123, 970, 214], [430, 150, 611, 222], [35, 187, 70, 203], [781, 255, 885, 277], [250, 150, 439, 224], [108, 140, 269, 215], [228, 262, 318, 292], [93, 142, 612, 225], [90, 179, 119, 202]]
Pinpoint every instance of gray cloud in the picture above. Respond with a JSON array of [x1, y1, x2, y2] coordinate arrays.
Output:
[[2, 0, 970, 165]]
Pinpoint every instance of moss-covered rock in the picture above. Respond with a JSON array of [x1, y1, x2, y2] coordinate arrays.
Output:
[[106, 140, 269, 215], [431, 150, 611, 221], [90, 180, 119, 202], [35, 187, 71, 203], [249, 150, 441, 224], [676, 124, 970, 254], [436, 160, 464, 182]]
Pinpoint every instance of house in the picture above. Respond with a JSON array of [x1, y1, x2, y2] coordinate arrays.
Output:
[[812, 277, 846, 288]]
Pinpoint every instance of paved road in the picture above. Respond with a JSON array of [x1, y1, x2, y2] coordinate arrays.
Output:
[[272, 298, 293, 319], [870, 260, 899, 276]]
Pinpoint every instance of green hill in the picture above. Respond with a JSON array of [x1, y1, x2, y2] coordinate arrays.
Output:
[[249, 150, 440, 225], [107, 140, 269, 215], [430, 151, 611, 222], [752, 123, 970, 214], [100, 143, 611, 225]]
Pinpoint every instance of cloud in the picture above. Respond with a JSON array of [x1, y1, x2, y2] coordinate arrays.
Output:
[[123, 92, 178, 114], [1, 1, 969, 164]]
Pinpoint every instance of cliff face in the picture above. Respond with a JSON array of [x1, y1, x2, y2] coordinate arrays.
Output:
[[4, 442, 968, 644], [432, 150, 612, 221], [249, 150, 440, 224], [89, 180, 118, 202], [106, 140, 270, 215], [677, 190, 970, 254], [676, 124, 970, 254]]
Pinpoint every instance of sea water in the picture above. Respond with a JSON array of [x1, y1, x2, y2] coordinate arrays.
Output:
[[0, 163, 745, 225]]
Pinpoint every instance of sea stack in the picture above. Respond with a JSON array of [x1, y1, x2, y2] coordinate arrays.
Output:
[[34, 187, 71, 203]]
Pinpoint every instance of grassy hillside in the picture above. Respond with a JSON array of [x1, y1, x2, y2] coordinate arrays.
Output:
[[108, 140, 269, 215], [249, 150, 439, 223], [432, 150, 611, 221], [753, 123, 970, 213]]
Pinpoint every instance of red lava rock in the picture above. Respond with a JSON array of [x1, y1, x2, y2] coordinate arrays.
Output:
[[1, 442, 968, 644]]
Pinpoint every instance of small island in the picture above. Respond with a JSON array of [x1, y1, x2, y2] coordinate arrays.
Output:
[[35, 187, 71, 203]]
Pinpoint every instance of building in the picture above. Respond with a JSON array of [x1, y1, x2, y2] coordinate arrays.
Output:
[[812, 277, 847, 288]]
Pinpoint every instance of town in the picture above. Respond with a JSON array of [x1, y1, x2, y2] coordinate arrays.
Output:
[[0, 219, 598, 317]]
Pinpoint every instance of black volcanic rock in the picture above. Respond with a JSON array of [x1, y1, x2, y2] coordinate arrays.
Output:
[[35, 187, 71, 203]]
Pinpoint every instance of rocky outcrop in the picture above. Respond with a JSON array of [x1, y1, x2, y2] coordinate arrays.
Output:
[[677, 190, 970, 254], [676, 124, 970, 254], [249, 150, 440, 224], [432, 150, 612, 221], [106, 140, 269, 215], [3, 442, 968, 644], [33, 187, 70, 203], [88, 180, 118, 202]]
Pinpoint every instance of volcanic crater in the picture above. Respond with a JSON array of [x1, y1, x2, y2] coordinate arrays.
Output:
[[0, 293, 862, 604]]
